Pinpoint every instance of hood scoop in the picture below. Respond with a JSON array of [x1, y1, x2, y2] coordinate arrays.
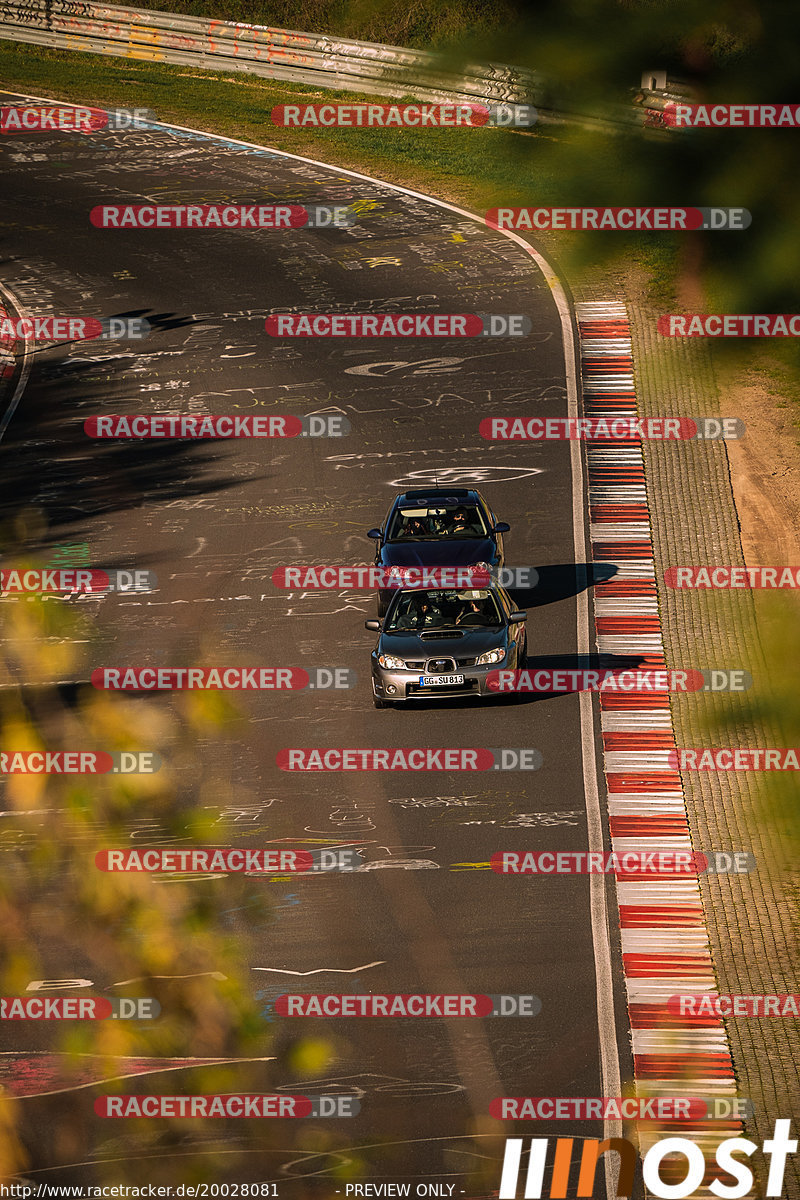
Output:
[[419, 630, 463, 640]]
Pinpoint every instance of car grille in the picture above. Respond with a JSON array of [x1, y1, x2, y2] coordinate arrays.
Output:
[[404, 657, 477, 669], [425, 658, 457, 674]]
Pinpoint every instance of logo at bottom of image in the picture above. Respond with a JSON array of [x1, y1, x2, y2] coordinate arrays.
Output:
[[94, 1093, 359, 1117], [498, 1120, 796, 1199]]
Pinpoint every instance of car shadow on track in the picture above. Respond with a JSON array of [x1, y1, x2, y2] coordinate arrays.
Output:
[[508, 562, 618, 610]]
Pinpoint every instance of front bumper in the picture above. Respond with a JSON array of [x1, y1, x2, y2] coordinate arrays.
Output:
[[371, 660, 503, 702]]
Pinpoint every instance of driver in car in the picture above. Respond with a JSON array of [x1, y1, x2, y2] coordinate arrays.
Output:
[[455, 597, 490, 627], [394, 595, 442, 630], [448, 508, 480, 535]]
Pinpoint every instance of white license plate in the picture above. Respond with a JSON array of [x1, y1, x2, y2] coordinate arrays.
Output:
[[419, 674, 464, 687]]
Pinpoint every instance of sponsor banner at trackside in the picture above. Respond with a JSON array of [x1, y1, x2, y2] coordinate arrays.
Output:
[[481, 416, 745, 440], [270, 102, 538, 128], [90, 667, 356, 690], [277, 748, 541, 771], [665, 566, 800, 588], [668, 994, 800, 1017], [669, 748, 800, 770], [275, 993, 541, 1017], [659, 314, 800, 336], [0, 569, 155, 594], [83, 414, 348, 438], [0, 751, 160, 774], [485, 207, 751, 231], [492, 850, 756, 874], [1, 997, 159, 1018], [95, 1094, 359, 1118], [0, 317, 151, 342], [491, 1097, 753, 1120], [265, 314, 531, 337], [90, 205, 356, 229], [0, 106, 155, 133], [664, 103, 800, 127]]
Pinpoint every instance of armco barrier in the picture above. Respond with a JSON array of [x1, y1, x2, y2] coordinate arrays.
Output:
[[0, 0, 689, 124], [0, 0, 541, 108]]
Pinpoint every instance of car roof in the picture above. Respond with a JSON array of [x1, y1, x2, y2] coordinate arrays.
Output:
[[392, 583, 505, 598], [394, 488, 481, 506]]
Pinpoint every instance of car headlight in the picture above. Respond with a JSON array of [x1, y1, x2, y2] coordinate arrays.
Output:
[[476, 647, 505, 665], [378, 653, 406, 670]]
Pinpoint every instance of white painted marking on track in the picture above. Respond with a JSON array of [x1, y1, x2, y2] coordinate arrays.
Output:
[[251, 961, 385, 975]]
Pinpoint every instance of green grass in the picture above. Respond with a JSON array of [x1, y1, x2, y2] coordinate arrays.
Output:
[[0, 40, 541, 213]]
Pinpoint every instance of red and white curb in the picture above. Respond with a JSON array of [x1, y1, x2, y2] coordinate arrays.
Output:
[[577, 301, 742, 1186]]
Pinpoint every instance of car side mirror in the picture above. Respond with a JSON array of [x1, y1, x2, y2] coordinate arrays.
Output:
[[509, 610, 527, 622], [366, 528, 382, 540], [493, 522, 510, 534], [365, 620, 382, 632]]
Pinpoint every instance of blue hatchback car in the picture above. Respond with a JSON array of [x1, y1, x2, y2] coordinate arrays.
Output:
[[366, 487, 510, 616]]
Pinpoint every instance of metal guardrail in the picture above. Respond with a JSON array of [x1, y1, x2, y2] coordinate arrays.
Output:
[[0, 0, 543, 108]]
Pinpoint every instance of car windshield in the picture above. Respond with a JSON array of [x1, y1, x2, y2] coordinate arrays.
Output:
[[384, 589, 503, 632], [385, 504, 487, 542]]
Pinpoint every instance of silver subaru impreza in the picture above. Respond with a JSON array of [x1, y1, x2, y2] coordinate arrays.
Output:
[[365, 585, 527, 708]]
